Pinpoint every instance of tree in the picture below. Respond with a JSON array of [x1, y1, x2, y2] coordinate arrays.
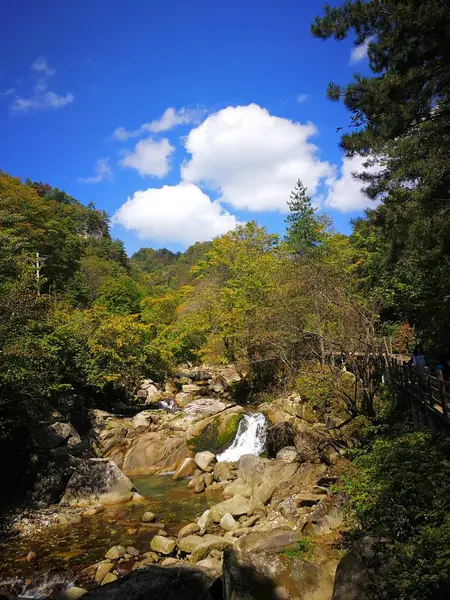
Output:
[[312, 0, 450, 351], [285, 179, 331, 254]]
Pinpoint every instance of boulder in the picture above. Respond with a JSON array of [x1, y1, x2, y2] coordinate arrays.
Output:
[[294, 430, 324, 463], [182, 384, 202, 394], [276, 446, 298, 463], [34, 421, 81, 449], [101, 573, 118, 585], [196, 558, 222, 576], [193, 474, 206, 493], [144, 384, 162, 405], [95, 561, 114, 583], [178, 534, 205, 553], [220, 513, 238, 532], [223, 547, 334, 600], [210, 495, 251, 522], [178, 522, 200, 539], [194, 451, 216, 472], [197, 509, 214, 535], [84, 565, 215, 600], [204, 472, 214, 486], [172, 457, 197, 480], [235, 529, 303, 553], [150, 535, 177, 555], [175, 392, 194, 408], [223, 480, 252, 499], [254, 481, 277, 505], [59, 587, 88, 599], [332, 537, 391, 600], [122, 431, 193, 476], [214, 461, 237, 482], [266, 422, 297, 458], [60, 459, 134, 507], [132, 411, 153, 430], [190, 538, 234, 564], [105, 545, 126, 560]]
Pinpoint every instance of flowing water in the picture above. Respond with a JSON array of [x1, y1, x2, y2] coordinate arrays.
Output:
[[0, 475, 221, 597], [217, 412, 267, 462]]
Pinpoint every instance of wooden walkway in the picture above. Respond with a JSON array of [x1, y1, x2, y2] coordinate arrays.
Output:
[[388, 356, 450, 429]]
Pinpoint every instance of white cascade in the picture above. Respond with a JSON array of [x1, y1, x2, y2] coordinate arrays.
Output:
[[217, 412, 267, 463]]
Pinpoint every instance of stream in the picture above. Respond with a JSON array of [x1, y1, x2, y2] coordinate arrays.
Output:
[[0, 412, 267, 598]]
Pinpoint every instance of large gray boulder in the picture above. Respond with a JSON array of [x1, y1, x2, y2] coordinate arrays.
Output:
[[194, 451, 216, 472], [266, 421, 297, 458], [84, 565, 216, 599], [210, 495, 251, 522], [34, 421, 81, 449], [60, 459, 134, 507], [223, 547, 334, 600]]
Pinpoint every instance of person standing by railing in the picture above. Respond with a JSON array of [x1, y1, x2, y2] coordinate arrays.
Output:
[[412, 345, 427, 382]]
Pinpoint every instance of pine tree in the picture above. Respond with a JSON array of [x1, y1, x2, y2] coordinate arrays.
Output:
[[285, 179, 329, 254]]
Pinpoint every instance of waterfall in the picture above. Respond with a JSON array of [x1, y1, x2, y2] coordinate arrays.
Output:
[[217, 412, 267, 462]]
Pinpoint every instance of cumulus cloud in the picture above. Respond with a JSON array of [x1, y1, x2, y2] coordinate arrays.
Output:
[[113, 107, 204, 140], [10, 56, 73, 113], [349, 37, 374, 64], [31, 56, 55, 77], [112, 182, 240, 246], [325, 154, 380, 212], [78, 158, 112, 184], [181, 103, 334, 212], [119, 137, 174, 177]]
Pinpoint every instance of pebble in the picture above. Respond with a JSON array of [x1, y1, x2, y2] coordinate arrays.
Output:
[[26, 551, 37, 562], [141, 511, 156, 523]]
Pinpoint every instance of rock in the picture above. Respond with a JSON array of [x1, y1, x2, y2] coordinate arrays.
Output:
[[294, 430, 324, 463], [246, 500, 267, 517], [161, 557, 181, 567], [302, 497, 344, 536], [278, 496, 299, 520], [254, 481, 277, 505], [150, 535, 177, 555], [276, 446, 298, 463], [101, 573, 118, 585], [190, 538, 234, 564], [165, 381, 178, 395], [26, 551, 37, 562], [266, 422, 297, 458], [59, 588, 88, 599], [95, 561, 114, 583], [60, 459, 134, 507], [332, 537, 391, 600], [157, 529, 167, 536], [182, 384, 202, 394], [172, 457, 197, 480], [142, 511, 156, 523], [196, 558, 222, 575], [197, 509, 214, 535], [144, 384, 162, 405], [83, 565, 215, 600], [175, 392, 195, 408], [204, 472, 214, 486], [194, 451, 216, 472], [179, 535, 205, 553], [193, 474, 206, 493], [296, 493, 323, 507], [131, 492, 146, 502], [136, 389, 147, 400], [126, 546, 139, 557], [223, 480, 252, 499], [105, 545, 126, 560], [240, 515, 260, 528], [220, 513, 238, 531], [223, 547, 333, 600], [34, 421, 81, 450], [178, 522, 200, 538], [122, 431, 193, 476], [235, 530, 303, 553], [132, 411, 153, 430], [214, 461, 237, 482], [210, 495, 251, 522], [237, 455, 269, 487]]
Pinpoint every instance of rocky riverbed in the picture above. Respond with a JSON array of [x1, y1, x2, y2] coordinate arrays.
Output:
[[0, 365, 353, 599]]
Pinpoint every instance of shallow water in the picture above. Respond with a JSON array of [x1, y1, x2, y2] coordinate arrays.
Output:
[[0, 474, 221, 595]]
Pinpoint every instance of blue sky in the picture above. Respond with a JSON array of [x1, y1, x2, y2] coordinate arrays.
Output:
[[0, 0, 374, 255]]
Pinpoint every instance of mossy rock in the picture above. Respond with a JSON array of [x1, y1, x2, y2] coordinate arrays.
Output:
[[188, 413, 244, 453]]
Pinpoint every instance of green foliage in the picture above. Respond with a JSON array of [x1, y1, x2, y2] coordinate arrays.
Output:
[[341, 431, 450, 598], [280, 538, 314, 558]]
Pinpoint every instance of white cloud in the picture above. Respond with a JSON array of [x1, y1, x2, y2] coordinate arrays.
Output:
[[325, 154, 380, 212], [113, 107, 204, 140], [112, 182, 240, 246], [78, 158, 113, 184], [296, 94, 309, 103], [31, 56, 55, 77], [350, 37, 374, 64], [119, 137, 174, 178], [181, 103, 334, 212], [10, 56, 73, 113]]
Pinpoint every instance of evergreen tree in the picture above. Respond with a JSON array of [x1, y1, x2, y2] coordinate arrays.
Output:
[[285, 179, 330, 254]]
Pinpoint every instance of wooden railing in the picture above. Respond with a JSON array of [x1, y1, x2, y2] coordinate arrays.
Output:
[[388, 356, 450, 426]]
